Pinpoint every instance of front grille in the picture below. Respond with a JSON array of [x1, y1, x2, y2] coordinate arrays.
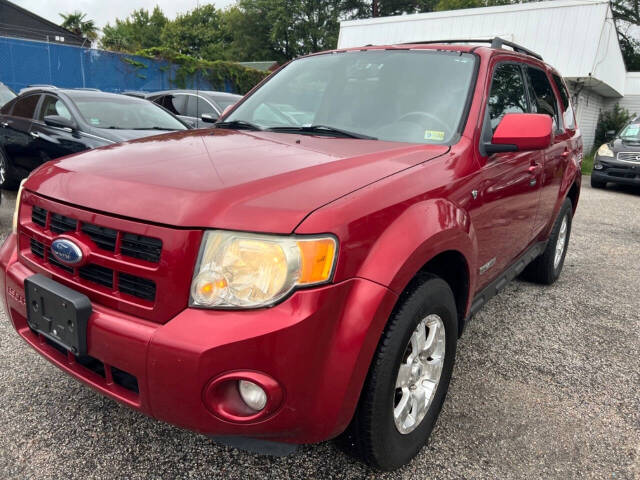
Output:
[[31, 208, 162, 264], [50, 213, 77, 234], [48, 247, 74, 273], [29, 238, 155, 301], [30, 238, 44, 258], [79, 264, 114, 289], [19, 192, 202, 324], [81, 224, 117, 252], [616, 152, 640, 163], [32, 206, 47, 227], [121, 233, 162, 263], [119, 273, 156, 301]]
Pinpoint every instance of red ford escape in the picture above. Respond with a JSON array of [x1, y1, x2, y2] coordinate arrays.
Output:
[[0, 38, 581, 470]]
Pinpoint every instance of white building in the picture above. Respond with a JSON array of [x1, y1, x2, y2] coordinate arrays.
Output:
[[338, 0, 639, 152]]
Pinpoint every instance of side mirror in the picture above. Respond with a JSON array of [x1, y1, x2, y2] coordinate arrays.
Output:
[[605, 129, 616, 139], [44, 115, 76, 131], [201, 113, 218, 123], [485, 113, 552, 154]]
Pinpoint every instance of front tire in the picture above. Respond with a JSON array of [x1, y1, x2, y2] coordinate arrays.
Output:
[[522, 197, 573, 285], [349, 275, 457, 470]]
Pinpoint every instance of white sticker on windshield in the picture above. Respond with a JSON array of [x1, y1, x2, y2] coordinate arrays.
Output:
[[90, 118, 100, 125]]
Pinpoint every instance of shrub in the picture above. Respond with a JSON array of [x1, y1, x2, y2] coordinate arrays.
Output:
[[594, 103, 633, 149], [135, 47, 269, 94]]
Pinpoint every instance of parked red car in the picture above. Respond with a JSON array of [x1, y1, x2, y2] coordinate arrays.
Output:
[[0, 38, 581, 470]]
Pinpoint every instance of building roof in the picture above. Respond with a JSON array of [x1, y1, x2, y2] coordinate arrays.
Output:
[[339, 0, 625, 97], [0, 0, 85, 46]]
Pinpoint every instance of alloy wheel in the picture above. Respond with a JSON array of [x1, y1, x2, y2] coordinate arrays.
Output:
[[554, 214, 568, 269], [393, 314, 446, 434]]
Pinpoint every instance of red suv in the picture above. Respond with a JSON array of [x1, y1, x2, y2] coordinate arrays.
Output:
[[0, 38, 581, 470]]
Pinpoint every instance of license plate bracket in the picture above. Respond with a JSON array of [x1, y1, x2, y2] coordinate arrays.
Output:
[[24, 274, 91, 356]]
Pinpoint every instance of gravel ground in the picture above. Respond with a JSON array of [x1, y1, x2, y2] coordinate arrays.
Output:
[[0, 178, 638, 479]]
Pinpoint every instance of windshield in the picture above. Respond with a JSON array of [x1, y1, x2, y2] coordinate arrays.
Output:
[[0, 85, 16, 107], [71, 95, 187, 130], [226, 50, 476, 144], [619, 121, 640, 142]]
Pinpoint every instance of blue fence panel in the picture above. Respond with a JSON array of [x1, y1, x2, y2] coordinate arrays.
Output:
[[0, 36, 231, 94]]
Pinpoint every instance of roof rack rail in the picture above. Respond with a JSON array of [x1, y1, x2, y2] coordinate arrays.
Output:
[[402, 37, 543, 61], [26, 84, 57, 89], [73, 88, 101, 91]]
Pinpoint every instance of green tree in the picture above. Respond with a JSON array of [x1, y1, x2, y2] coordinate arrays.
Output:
[[101, 7, 168, 52], [595, 103, 633, 147], [610, 0, 640, 70], [160, 5, 226, 60], [59, 11, 98, 41]]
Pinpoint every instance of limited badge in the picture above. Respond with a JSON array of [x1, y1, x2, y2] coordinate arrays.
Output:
[[424, 130, 445, 141]]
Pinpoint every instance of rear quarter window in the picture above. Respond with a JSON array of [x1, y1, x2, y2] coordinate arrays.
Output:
[[12, 94, 40, 119], [552, 73, 576, 130]]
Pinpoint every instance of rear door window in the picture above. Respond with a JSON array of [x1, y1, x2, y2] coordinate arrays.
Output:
[[185, 96, 216, 117], [38, 95, 73, 122], [158, 94, 187, 116], [526, 67, 561, 132], [488, 63, 528, 131], [12, 94, 40, 119]]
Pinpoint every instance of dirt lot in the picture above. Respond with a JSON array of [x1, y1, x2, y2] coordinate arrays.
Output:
[[0, 178, 638, 479]]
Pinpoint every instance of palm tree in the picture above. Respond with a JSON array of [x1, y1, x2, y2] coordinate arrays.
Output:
[[59, 11, 98, 42]]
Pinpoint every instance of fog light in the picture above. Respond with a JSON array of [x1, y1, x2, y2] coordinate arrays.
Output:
[[594, 162, 603, 170], [238, 380, 267, 411]]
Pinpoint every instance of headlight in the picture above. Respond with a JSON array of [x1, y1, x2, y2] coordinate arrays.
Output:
[[12, 179, 27, 234], [597, 143, 614, 157], [190, 230, 337, 308]]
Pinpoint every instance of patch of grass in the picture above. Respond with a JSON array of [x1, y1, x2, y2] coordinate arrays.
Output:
[[581, 152, 594, 175]]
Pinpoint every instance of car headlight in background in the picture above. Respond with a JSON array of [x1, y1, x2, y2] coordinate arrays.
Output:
[[11, 179, 27, 234], [597, 143, 614, 157], [190, 230, 337, 308]]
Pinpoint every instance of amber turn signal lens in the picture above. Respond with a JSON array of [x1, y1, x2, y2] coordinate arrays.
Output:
[[297, 238, 336, 285]]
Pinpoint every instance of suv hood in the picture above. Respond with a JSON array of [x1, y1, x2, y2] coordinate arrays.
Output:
[[26, 129, 448, 233]]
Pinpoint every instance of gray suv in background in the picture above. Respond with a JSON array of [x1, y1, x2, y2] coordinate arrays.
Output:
[[147, 90, 242, 128]]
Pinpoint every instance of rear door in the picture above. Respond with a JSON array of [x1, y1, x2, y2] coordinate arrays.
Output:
[[184, 95, 218, 127], [30, 94, 90, 164], [472, 61, 542, 287], [525, 67, 568, 237], [1, 93, 41, 171]]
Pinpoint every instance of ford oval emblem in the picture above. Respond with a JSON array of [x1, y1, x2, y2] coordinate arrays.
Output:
[[50, 238, 83, 265]]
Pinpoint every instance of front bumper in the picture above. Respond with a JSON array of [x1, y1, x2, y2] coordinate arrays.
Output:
[[0, 233, 397, 444], [592, 157, 640, 186]]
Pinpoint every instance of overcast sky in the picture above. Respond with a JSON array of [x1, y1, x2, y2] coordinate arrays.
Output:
[[16, 0, 237, 29]]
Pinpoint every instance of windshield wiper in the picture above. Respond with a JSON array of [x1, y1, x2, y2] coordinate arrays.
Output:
[[268, 125, 377, 140], [214, 120, 263, 131]]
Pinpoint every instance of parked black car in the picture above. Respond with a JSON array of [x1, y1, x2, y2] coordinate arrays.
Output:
[[592, 118, 640, 188], [146, 90, 242, 128], [0, 87, 189, 189], [0, 82, 16, 108]]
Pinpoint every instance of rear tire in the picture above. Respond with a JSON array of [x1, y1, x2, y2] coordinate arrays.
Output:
[[521, 197, 573, 285], [0, 149, 20, 190], [348, 274, 457, 470], [590, 176, 606, 189]]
